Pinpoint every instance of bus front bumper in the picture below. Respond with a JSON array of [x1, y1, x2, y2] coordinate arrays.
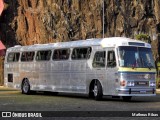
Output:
[[116, 88, 156, 96]]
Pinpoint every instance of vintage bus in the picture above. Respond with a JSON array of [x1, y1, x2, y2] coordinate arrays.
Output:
[[4, 37, 156, 101]]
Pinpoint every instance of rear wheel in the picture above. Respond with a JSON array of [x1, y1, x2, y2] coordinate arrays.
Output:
[[93, 80, 103, 100], [122, 96, 132, 102], [21, 79, 31, 94]]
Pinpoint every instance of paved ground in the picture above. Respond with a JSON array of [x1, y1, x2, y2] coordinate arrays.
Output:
[[0, 86, 160, 120]]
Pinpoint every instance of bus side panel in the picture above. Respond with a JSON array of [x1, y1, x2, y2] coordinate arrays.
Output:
[[70, 60, 86, 93], [49, 60, 71, 92]]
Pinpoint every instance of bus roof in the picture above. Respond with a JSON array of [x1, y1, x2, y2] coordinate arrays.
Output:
[[7, 37, 151, 52]]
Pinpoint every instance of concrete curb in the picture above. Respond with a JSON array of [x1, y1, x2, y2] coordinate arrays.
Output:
[[0, 86, 19, 91]]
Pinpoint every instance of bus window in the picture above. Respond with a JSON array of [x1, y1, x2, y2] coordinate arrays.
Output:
[[92, 51, 106, 68], [21, 52, 35, 62], [107, 51, 116, 67], [71, 47, 92, 60], [7, 52, 20, 62], [36, 50, 51, 61], [53, 49, 70, 60]]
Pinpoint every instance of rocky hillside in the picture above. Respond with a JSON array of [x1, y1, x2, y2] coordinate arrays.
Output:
[[0, 0, 160, 57]]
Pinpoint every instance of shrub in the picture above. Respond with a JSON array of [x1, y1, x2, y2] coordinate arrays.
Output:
[[135, 34, 151, 43]]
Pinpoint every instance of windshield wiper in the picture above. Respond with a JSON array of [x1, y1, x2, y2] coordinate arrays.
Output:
[[146, 63, 153, 70], [147, 65, 151, 70]]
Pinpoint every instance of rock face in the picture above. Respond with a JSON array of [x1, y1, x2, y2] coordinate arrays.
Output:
[[0, 0, 160, 57]]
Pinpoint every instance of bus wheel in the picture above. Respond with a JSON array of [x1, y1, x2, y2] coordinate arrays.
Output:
[[22, 79, 31, 94], [122, 96, 132, 102], [93, 80, 103, 100]]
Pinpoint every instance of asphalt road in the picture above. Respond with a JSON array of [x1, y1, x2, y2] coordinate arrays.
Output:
[[0, 87, 160, 119]]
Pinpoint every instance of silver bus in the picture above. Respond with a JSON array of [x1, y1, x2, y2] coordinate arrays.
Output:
[[4, 37, 156, 101]]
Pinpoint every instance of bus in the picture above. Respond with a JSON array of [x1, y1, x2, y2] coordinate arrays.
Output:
[[4, 37, 156, 101]]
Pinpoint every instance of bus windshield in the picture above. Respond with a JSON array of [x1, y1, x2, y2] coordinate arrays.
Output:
[[118, 46, 155, 68]]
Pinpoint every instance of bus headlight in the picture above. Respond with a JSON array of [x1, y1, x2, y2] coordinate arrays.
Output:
[[150, 81, 156, 87], [120, 80, 126, 86], [127, 81, 135, 87]]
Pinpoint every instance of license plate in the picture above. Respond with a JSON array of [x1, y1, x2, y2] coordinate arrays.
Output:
[[138, 82, 146, 85]]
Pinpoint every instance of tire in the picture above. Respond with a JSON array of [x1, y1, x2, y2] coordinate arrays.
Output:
[[93, 80, 103, 100], [89, 91, 94, 98], [21, 79, 31, 94], [122, 96, 132, 102], [89, 81, 95, 98]]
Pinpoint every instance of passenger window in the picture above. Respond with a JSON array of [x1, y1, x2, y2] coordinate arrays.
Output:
[[36, 50, 51, 61], [107, 51, 116, 67], [92, 51, 106, 68], [21, 52, 35, 62], [53, 49, 70, 60], [71, 47, 92, 60], [7, 52, 20, 62]]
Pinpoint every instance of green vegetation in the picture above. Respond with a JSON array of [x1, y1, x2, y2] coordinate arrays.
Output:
[[156, 76, 160, 89], [135, 34, 149, 40], [135, 34, 150, 42], [134, 33, 152, 44]]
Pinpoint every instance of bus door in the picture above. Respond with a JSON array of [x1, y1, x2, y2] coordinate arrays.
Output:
[[92, 50, 106, 93], [106, 49, 118, 95]]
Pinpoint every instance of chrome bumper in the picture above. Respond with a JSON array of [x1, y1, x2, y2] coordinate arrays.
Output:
[[116, 88, 156, 96]]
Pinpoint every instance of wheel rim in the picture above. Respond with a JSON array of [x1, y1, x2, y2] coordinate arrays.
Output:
[[23, 80, 29, 93], [93, 84, 98, 97]]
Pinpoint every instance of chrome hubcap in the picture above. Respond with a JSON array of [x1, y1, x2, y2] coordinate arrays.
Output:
[[23, 81, 29, 93], [93, 84, 98, 97]]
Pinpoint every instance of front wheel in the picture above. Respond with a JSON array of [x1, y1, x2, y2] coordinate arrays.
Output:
[[21, 79, 31, 94], [93, 80, 103, 100]]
